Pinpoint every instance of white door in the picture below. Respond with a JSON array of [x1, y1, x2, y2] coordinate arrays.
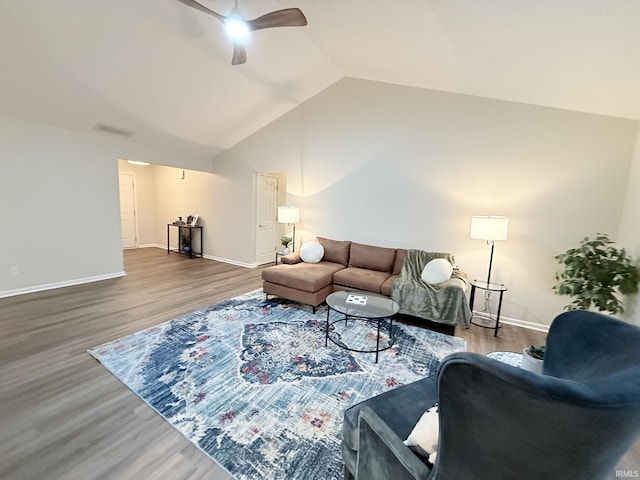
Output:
[[119, 173, 137, 248], [256, 174, 278, 264]]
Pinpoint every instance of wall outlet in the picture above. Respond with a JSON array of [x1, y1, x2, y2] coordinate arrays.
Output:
[[9, 266, 19, 276]]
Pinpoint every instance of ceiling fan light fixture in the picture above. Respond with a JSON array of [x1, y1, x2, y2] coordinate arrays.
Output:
[[177, 0, 307, 64], [224, 12, 249, 40]]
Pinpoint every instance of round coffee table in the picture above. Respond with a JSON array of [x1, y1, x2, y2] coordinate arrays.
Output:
[[324, 291, 400, 363]]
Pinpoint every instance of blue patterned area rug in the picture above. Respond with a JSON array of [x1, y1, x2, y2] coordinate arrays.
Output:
[[88, 289, 466, 480]]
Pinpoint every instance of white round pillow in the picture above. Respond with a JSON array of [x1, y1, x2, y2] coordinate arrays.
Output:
[[421, 258, 453, 284], [300, 241, 324, 263]]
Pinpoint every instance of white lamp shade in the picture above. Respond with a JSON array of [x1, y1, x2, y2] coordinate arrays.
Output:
[[278, 206, 299, 224], [470, 216, 509, 241]]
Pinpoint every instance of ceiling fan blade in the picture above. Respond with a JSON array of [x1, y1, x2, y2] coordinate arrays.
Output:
[[247, 8, 308, 31], [175, 0, 225, 22], [231, 41, 247, 65]]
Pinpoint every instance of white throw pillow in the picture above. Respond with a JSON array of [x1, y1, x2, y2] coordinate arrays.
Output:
[[300, 242, 324, 263], [404, 404, 439, 462], [421, 258, 453, 284]]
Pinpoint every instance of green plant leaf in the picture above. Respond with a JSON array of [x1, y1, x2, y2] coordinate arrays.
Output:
[[552, 233, 639, 315]]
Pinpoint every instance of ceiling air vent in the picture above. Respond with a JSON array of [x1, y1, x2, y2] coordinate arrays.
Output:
[[93, 123, 134, 137]]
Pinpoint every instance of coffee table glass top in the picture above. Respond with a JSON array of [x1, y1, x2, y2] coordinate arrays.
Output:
[[326, 291, 399, 318]]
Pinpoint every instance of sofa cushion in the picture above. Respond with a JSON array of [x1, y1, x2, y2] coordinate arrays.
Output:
[[281, 251, 302, 264], [262, 262, 345, 293], [333, 267, 392, 294], [317, 237, 351, 266], [380, 275, 398, 296], [349, 242, 396, 273], [393, 249, 407, 275]]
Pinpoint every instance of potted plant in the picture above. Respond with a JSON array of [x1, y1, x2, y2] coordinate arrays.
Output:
[[553, 233, 640, 315], [521, 345, 545, 373], [280, 235, 292, 254]]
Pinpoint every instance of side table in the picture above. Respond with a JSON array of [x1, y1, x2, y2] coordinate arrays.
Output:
[[469, 280, 507, 337], [275, 251, 288, 264], [167, 223, 203, 258]]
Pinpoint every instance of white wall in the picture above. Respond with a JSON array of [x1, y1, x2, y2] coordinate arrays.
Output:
[[3, 79, 639, 328], [0, 115, 213, 297], [213, 77, 640, 326], [148, 163, 258, 266], [0, 116, 123, 295], [618, 127, 640, 324]]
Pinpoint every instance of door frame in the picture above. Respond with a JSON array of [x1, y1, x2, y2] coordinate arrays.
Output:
[[255, 173, 282, 265], [118, 172, 139, 249]]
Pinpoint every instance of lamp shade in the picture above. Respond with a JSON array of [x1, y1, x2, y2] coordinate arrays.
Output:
[[278, 206, 299, 224], [470, 216, 509, 241]]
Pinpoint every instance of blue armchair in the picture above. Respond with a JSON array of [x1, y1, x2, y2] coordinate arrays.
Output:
[[342, 310, 640, 479]]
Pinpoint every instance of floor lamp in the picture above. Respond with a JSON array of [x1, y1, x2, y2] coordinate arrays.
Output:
[[278, 206, 299, 252], [470, 216, 509, 285]]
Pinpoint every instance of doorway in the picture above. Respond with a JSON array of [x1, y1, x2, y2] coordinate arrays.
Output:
[[119, 172, 137, 248], [256, 174, 279, 264]]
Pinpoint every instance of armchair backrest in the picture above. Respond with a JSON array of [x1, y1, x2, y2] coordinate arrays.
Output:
[[433, 311, 640, 480], [544, 310, 640, 382]]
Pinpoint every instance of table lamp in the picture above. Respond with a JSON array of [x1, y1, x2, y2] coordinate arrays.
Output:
[[278, 206, 299, 252]]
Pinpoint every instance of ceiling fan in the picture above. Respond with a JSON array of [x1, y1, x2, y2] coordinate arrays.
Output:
[[176, 0, 308, 65]]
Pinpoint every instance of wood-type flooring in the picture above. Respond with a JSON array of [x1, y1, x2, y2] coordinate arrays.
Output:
[[0, 248, 637, 479]]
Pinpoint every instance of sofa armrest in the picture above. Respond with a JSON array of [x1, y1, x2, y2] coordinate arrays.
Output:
[[454, 268, 468, 279], [356, 407, 433, 480], [281, 251, 302, 264]]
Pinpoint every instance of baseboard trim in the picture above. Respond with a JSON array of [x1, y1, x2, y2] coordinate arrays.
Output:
[[471, 310, 550, 332], [500, 316, 550, 333], [490, 316, 549, 332], [151, 245, 258, 268], [203, 254, 258, 269], [0, 271, 126, 299]]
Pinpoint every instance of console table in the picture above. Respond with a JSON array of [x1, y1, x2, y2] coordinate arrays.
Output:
[[167, 223, 203, 258]]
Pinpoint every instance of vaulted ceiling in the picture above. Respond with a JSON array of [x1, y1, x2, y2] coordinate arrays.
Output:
[[1, 0, 639, 159]]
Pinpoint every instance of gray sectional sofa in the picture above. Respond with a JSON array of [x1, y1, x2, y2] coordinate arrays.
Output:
[[261, 236, 471, 327]]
